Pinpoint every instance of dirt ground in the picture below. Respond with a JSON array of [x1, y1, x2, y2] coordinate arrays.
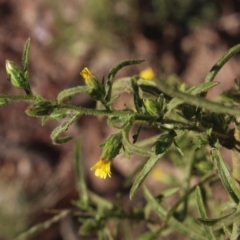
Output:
[[1, 0, 240, 239]]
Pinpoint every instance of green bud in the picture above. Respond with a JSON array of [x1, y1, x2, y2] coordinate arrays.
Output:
[[6, 60, 32, 94], [153, 131, 176, 154], [100, 132, 123, 160], [6, 60, 25, 88], [25, 101, 57, 117]]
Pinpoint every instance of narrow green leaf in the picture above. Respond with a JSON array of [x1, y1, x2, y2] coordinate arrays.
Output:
[[123, 159, 147, 188], [195, 186, 216, 240], [197, 210, 237, 227], [130, 154, 163, 199], [132, 122, 143, 143], [50, 113, 80, 144], [79, 219, 100, 236], [154, 187, 180, 202], [131, 78, 145, 113], [143, 186, 205, 240], [231, 202, 240, 240], [223, 227, 231, 238], [41, 116, 48, 126], [122, 125, 153, 157], [105, 59, 144, 102], [74, 139, 89, 209], [213, 148, 240, 204], [163, 173, 216, 226], [165, 81, 219, 117], [112, 77, 132, 95], [14, 210, 70, 240], [22, 38, 31, 72], [220, 201, 237, 214], [88, 190, 113, 210], [202, 43, 240, 99], [57, 86, 90, 103]]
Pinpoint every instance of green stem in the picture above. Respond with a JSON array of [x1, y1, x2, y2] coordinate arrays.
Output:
[[0, 94, 37, 101], [155, 80, 240, 117]]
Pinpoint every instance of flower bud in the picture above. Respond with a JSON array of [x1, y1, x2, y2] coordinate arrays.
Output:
[[100, 132, 123, 161], [25, 101, 56, 117], [6, 60, 32, 94], [6, 60, 25, 88], [80, 67, 105, 100]]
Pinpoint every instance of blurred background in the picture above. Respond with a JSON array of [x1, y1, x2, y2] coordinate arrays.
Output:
[[1, 0, 240, 239]]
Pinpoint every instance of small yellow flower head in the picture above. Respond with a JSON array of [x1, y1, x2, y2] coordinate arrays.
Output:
[[91, 158, 111, 179], [79, 67, 105, 100], [80, 67, 93, 83], [139, 67, 155, 81], [91, 133, 122, 179]]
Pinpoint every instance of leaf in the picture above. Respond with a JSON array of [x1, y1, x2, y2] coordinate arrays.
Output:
[[197, 210, 237, 227], [173, 139, 184, 156], [195, 186, 216, 240], [14, 210, 70, 240], [165, 81, 219, 117], [213, 148, 240, 204], [130, 154, 163, 199], [223, 227, 231, 238], [155, 187, 179, 202], [22, 38, 31, 72], [74, 139, 89, 209], [143, 186, 205, 240], [105, 59, 144, 102], [57, 86, 90, 103], [231, 202, 240, 240], [41, 116, 48, 126], [50, 113, 80, 144], [131, 78, 145, 113], [132, 122, 143, 143], [79, 219, 100, 236]]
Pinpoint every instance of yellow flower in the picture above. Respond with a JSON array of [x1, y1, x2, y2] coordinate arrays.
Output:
[[80, 67, 92, 82], [139, 67, 155, 80], [91, 158, 111, 179]]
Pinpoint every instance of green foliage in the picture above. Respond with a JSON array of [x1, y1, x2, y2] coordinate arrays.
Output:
[[5, 39, 240, 239]]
